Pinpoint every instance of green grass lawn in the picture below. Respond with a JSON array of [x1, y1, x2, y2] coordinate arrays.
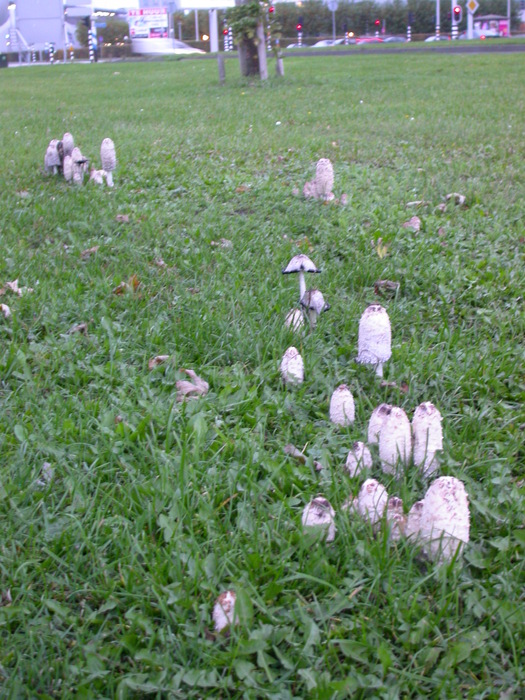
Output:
[[0, 52, 523, 699]]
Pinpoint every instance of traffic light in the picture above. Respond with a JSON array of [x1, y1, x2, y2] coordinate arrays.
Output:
[[296, 16, 303, 32], [374, 19, 381, 27], [222, 28, 228, 35], [453, 5, 462, 23], [82, 16, 91, 29]]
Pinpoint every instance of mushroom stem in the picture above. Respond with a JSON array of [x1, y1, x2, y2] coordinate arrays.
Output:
[[375, 362, 383, 378], [105, 171, 114, 187], [308, 308, 317, 328], [298, 271, 306, 301]]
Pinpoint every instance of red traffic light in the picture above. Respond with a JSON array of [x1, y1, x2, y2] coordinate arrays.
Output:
[[222, 28, 228, 35], [296, 23, 302, 32], [374, 19, 381, 27], [453, 5, 462, 22]]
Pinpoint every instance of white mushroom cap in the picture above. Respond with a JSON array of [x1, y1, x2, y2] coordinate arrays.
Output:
[[301, 289, 330, 315], [344, 441, 372, 477], [284, 308, 304, 331], [101, 138, 117, 186], [282, 254, 320, 275], [420, 477, 470, 563], [314, 158, 334, 200], [90, 169, 105, 185], [301, 496, 336, 542], [412, 402, 443, 477], [63, 155, 73, 182], [367, 403, 393, 444], [329, 384, 355, 426], [62, 132, 74, 157], [405, 500, 424, 540], [44, 139, 61, 171], [356, 478, 388, 525], [386, 496, 406, 541], [282, 254, 321, 301], [100, 138, 116, 171], [280, 346, 304, 385], [379, 406, 412, 476], [356, 304, 392, 376], [212, 590, 238, 632]]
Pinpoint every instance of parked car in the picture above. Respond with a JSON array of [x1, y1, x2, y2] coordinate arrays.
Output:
[[424, 35, 451, 42], [355, 36, 384, 44], [458, 29, 500, 39], [312, 39, 336, 47], [286, 43, 303, 49], [384, 36, 407, 43]]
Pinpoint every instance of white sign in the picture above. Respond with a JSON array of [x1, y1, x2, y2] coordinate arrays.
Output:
[[128, 8, 168, 40], [466, 0, 479, 14], [327, 0, 339, 11]]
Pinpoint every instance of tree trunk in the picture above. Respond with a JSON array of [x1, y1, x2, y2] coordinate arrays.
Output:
[[237, 35, 259, 77]]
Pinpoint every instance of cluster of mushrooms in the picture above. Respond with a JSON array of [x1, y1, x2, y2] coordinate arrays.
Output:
[[44, 133, 117, 187], [212, 160, 471, 633]]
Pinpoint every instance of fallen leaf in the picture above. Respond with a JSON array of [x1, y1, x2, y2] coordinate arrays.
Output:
[[210, 238, 233, 249], [0, 279, 33, 296], [436, 202, 447, 213], [17, 190, 30, 198], [445, 192, 466, 206], [0, 304, 11, 318], [116, 214, 130, 223], [112, 275, 141, 295], [340, 193, 348, 206], [148, 355, 170, 370], [438, 227, 446, 236], [402, 216, 421, 232], [374, 280, 400, 296], [375, 238, 389, 259], [406, 200, 425, 207], [81, 246, 99, 259], [176, 369, 209, 402], [235, 185, 249, 193], [68, 322, 88, 335], [155, 258, 167, 269]]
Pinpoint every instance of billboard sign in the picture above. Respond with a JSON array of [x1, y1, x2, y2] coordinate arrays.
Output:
[[128, 8, 168, 40]]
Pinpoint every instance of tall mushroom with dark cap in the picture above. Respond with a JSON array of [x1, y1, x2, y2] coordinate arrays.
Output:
[[356, 304, 392, 378], [300, 288, 330, 328], [282, 254, 321, 302]]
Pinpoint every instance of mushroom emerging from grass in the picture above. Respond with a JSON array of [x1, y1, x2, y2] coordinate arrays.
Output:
[[367, 403, 393, 444], [405, 500, 424, 540], [280, 346, 304, 385], [44, 139, 62, 174], [379, 406, 412, 476], [346, 478, 388, 525], [212, 590, 238, 633], [100, 137, 117, 187], [386, 496, 406, 542], [420, 476, 470, 564], [356, 304, 392, 377], [282, 254, 321, 301], [300, 289, 330, 328], [412, 402, 443, 477], [329, 384, 355, 426], [62, 132, 74, 157], [314, 158, 334, 201], [71, 146, 89, 185], [344, 441, 372, 477], [284, 308, 304, 331], [302, 496, 336, 542], [90, 169, 105, 185], [63, 155, 73, 183]]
